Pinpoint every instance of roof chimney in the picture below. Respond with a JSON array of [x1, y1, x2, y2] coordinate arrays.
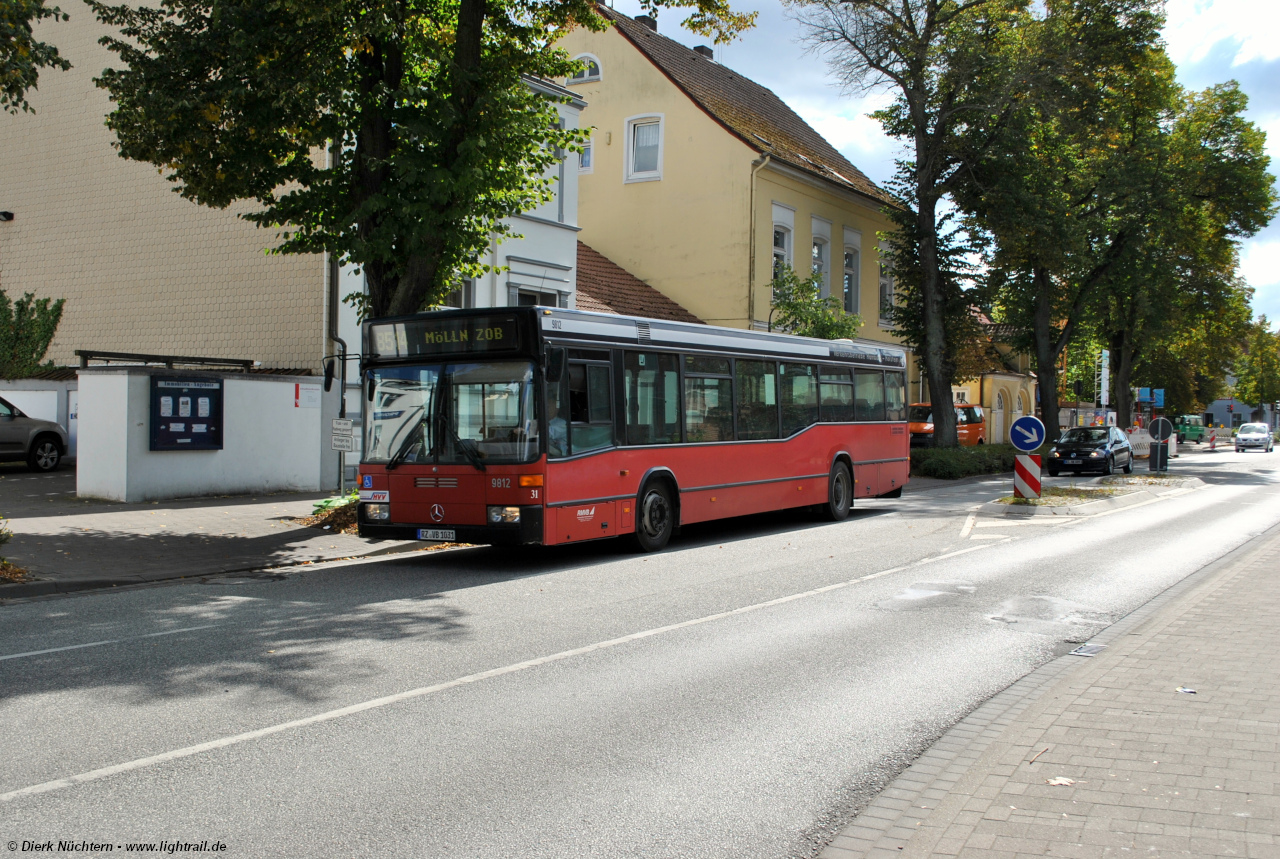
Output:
[[693, 45, 713, 60], [635, 14, 657, 31]]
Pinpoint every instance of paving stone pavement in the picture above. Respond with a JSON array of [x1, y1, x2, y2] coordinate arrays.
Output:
[[821, 523, 1280, 859]]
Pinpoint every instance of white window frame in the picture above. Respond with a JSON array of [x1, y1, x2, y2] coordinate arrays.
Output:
[[624, 114, 664, 184], [568, 54, 601, 85], [842, 246, 860, 315], [578, 139, 594, 174], [811, 238, 828, 297], [771, 225, 791, 280]]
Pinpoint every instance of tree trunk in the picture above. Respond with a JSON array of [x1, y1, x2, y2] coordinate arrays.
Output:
[[915, 168, 957, 447], [1031, 266, 1062, 434], [1111, 334, 1136, 428]]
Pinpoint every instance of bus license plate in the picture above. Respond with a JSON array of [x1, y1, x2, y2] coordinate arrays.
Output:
[[1065, 459, 1082, 465], [417, 529, 455, 541]]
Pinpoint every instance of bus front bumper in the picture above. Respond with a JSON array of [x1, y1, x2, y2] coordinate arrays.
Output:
[[358, 506, 544, 546]]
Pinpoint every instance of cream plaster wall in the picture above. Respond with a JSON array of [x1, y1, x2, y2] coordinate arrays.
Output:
[[0, 11, 327, 369], [560, 25, 756, 327]]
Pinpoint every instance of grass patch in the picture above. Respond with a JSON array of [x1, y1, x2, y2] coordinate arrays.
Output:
[[910, 443, 1050, 480], [997, 485, 1128, 507]]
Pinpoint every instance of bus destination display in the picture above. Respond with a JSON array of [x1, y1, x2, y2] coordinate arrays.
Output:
[[371, 315, 520, 358]]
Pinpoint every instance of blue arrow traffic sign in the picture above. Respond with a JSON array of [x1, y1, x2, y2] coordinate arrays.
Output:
[[1010, 415, 1046, 453]]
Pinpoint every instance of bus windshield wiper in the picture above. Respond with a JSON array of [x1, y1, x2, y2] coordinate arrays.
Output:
[[440, 411, 487, 472], [384, 406, 426, 471]]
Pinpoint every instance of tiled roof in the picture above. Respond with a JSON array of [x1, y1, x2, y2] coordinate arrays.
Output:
[[600, 8, 892, 205], [576, 242, 703, 323]]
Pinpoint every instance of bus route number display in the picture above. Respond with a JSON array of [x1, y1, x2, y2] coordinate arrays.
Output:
[[150, 377, 224, 451], [371, 316, 520, 358]]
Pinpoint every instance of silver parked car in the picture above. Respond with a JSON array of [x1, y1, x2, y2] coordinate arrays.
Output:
[[0, 395, 69, 472], [1235, 423, 1275, 453]]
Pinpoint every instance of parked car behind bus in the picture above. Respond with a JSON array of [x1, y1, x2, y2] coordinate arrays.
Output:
[[908, 403, 986, 447]]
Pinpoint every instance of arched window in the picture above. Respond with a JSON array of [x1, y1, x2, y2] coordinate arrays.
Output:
[[569, 54, 601, 84]]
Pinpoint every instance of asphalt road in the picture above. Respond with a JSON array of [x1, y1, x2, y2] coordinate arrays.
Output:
[[2, 448, 1279, 858]]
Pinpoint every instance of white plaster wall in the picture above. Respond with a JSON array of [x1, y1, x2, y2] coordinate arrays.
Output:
[[76, 373, 130, 500], [0, 390, 58, 422], [77, 369, 325, 502]]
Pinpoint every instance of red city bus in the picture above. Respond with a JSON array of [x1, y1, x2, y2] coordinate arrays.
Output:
[[357, 307, 909, 552]]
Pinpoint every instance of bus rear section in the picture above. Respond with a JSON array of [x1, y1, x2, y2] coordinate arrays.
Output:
[[356, 307, 909, 551]]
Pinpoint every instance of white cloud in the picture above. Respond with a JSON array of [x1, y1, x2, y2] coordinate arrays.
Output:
[[1163, 0, 1280, 66], [1241, 238, 1280, 319]]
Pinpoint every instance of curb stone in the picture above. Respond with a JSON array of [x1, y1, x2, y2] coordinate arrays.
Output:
[[0, 539, 425, 601], [976, 476, 1203, 518], [816, 516, 1280, 859]]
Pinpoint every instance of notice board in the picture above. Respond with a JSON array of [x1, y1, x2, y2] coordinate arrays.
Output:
[[150, 377, 224, 451]]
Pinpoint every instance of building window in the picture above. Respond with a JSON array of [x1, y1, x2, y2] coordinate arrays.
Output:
[[879, 262, 894, 324], [569, 54, 601, 84], [578, 142, 593, 174], [441, 280, 473, 309], [811, 239, 826, 288], [512, 288, 564, 308], [625, 115, 663, 183], [842, 248, 860, 314], [772, 227, 790, 280]]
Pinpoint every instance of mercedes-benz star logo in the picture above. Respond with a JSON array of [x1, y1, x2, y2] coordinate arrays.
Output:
[[430, 504, 445, 523]]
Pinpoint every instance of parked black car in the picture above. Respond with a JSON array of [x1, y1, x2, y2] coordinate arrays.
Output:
[[1046, 426, 1133, 476], [0, 395, 69, 472]]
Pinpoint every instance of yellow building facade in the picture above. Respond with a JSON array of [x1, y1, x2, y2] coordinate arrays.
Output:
[[559, 10, 905, 355]]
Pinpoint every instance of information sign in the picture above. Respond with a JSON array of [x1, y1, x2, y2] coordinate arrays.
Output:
[[1009, 415, 1046, 453], [150, 376, 223, 451], [331, 435, 355, 452], [332, 418, 353, 435], [1153, 388, 1165, 408], [1138, 387, 1152, 403]]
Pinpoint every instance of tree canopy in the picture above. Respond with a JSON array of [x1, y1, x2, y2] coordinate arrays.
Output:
[[1, 0, 70, 112], [89, 0, 753, 319], [769, 265, 862, 341]]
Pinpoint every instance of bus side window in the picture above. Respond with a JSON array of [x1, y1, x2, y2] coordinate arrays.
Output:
[[854, 368, 886, 421], [819, 366, 854, 422], [567, 362, 614, 453], [737, 360, 779, 440], [624, 351, 680, 445], [780, 364, 818, 436], [685, 374, 734, 442], [884, 371, 906, 421]]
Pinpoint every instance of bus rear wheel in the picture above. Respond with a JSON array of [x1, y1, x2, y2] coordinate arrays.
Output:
[[824, 462, 852, 522], [630, 481, 675, 553]]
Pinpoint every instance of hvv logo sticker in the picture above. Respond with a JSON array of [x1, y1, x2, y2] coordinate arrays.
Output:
[[576, 506, 596, 522], [362, 474, 373, 489]]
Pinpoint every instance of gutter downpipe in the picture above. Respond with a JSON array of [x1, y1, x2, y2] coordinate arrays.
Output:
[[748, 154, 771, 330], [326, 144, 349, 493]]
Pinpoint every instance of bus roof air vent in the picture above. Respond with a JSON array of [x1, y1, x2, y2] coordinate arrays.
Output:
[[636, 322, 652, 341]]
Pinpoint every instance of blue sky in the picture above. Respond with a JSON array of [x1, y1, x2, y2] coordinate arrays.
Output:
[[610, 0, 1280, 325]]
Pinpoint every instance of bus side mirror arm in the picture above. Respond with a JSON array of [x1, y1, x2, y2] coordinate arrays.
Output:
[[546, 347, 567, 384]]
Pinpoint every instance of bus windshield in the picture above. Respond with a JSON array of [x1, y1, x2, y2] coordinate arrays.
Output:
[[364, 360, 539, 466]]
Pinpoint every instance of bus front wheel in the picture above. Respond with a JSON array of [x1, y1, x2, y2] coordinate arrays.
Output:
[[824, 462, 852, 522], [630, 481, 675, 552]]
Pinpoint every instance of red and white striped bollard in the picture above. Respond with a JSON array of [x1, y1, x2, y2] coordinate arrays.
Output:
[[1014, 454, 1042, 499]]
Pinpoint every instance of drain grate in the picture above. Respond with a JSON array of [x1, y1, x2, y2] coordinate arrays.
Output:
[[1069, 644, 1107, 657]]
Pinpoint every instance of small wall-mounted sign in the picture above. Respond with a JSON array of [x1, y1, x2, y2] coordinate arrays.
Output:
[[151, 377, 223, 451], [331, 435, 355, 452]]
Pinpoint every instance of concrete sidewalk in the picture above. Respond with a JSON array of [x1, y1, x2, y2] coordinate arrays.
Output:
[[1, 465, 415, 599], [822, 522, 1280, 859]]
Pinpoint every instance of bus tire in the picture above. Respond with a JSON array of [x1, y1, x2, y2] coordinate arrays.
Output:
[[824, 462, 852, 522], [630, 480, 675, 553]]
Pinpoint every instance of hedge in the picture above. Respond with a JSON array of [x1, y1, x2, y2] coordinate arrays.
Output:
[[910, 443, 1048, 480]]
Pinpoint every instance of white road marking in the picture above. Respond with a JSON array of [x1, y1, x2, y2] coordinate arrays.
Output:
[[0, 545, 1008, 804], [0, 626, 219, 662], [959, 513, 977, 539]]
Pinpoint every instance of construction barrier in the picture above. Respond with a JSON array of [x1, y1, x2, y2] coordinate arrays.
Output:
[[1014, 454, 1042, 499], [1209, 427, 1217, 451]]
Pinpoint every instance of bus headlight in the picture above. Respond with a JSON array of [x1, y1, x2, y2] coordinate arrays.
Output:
[[487, 506, 521, 524], [364, 503, 390, 521]]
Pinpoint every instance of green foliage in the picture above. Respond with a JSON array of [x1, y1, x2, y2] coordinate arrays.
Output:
[[89, 0, 752, 320], [1, 0, 70, 113], [768, 265, 861, 340], [1233, 317, 1280, 407], [0, 289, 65, 378], [910, 443, 1037, 480], [0, 516, 11, 556], [312, 490, 358, 516]]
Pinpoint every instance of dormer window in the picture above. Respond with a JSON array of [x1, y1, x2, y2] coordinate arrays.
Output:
[[569, 54, 601, 84]]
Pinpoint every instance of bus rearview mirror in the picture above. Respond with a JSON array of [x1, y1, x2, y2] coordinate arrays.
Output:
[[546, 347, 567, 384], [322, 358, 336, 392]]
